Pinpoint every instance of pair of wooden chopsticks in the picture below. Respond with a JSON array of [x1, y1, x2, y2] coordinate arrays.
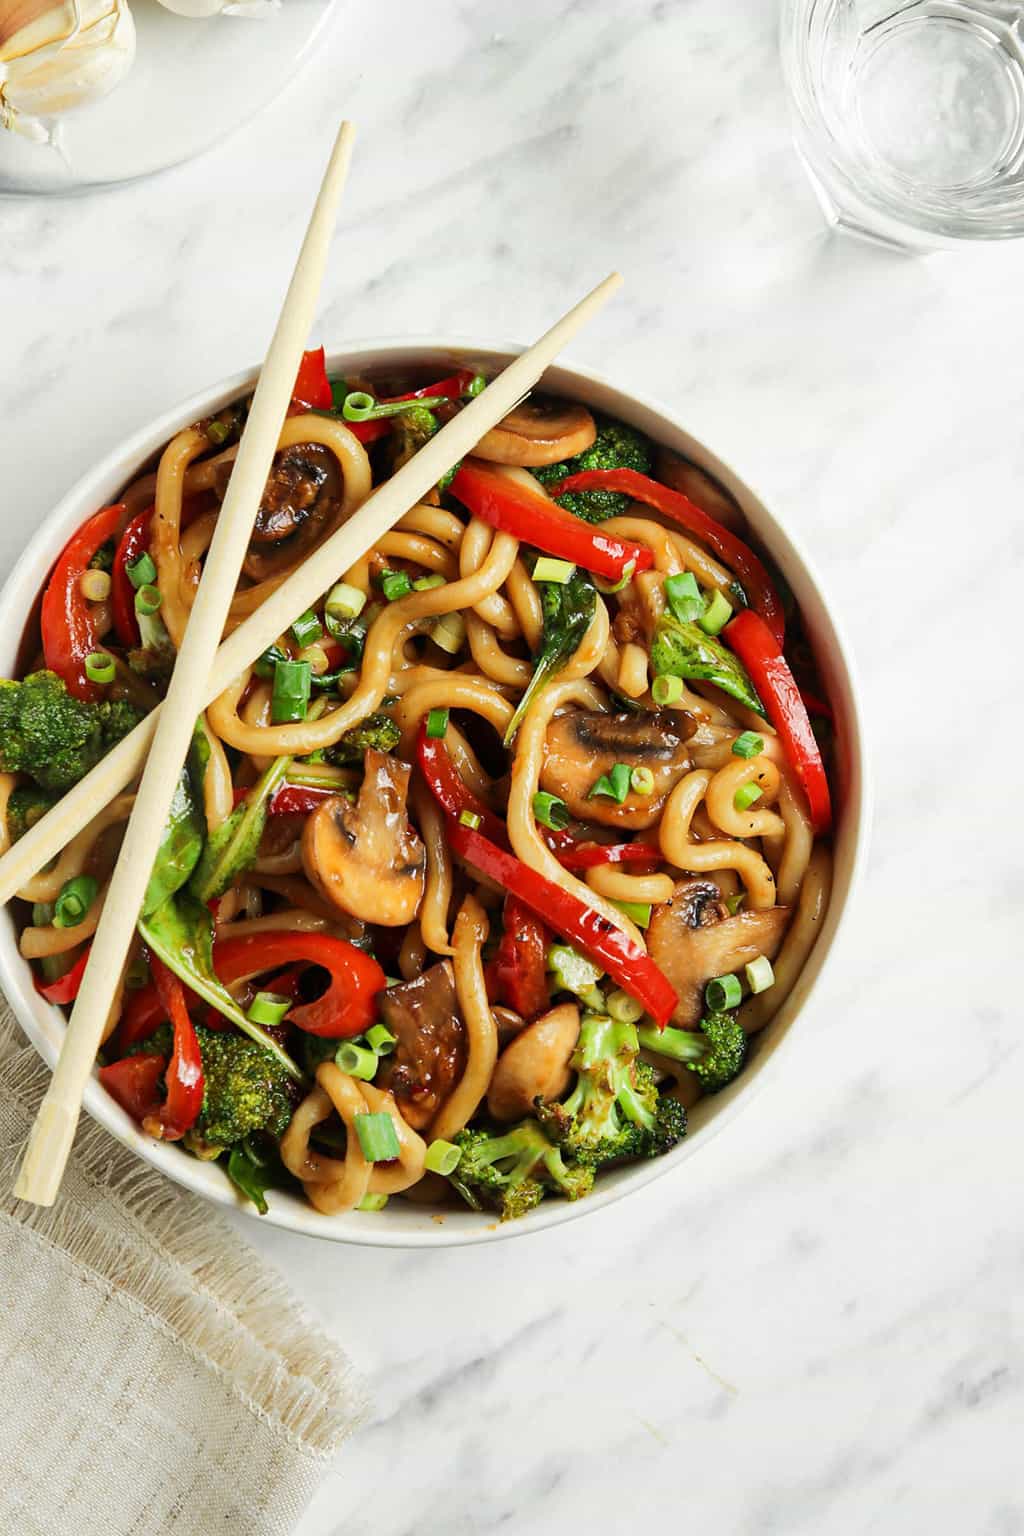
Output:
[[11, 120, 622, 1206]]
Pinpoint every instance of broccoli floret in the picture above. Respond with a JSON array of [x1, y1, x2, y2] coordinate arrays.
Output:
[[128, 609, 176, 685], [534, 416, 652, 522], [5, 784, 56, 842], [325, 711, 400, 766], [0, 670, 144, 794], [637, 1011, 747, 1094], [537, 1013, 687, 1168], [194, 1025, 295, 1149], [451, 1119, 594, 1221], [124, 1022, 174, 1059], [301, 1033, 340, 1074], [390, 406, 439, 473]]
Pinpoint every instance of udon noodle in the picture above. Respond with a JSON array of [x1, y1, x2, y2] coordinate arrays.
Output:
[[4, 353, 836, 1222]]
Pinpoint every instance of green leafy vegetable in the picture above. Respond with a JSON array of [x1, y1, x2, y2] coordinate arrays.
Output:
[[138, 890, 303, 1082], [650, 613, 764, 715], [504, 566, 597, 744], [189, 752, 291, 904], [142, 764, 205, 918]]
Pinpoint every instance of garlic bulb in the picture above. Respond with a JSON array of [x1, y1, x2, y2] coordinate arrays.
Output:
[[154, 0, 278, 16], [0, 0, 135, 142]]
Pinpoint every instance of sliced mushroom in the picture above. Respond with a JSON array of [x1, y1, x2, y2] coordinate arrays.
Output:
[[301, 750, 425, 926], [376, 961, 465, 1131], [647, 877, 791, 1026], [487, 1002, 581, 1122], [233, 443, 341, 581], [655, 448, 746, 535], [472, 395, 597, 467], [540, 709, 697, 830]]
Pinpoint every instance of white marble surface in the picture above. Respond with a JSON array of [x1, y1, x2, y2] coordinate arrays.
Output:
[[2, 2, 1022, 1532]]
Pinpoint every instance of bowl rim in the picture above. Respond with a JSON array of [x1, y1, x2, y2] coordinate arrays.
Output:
[[0, 336, 872, 1248]]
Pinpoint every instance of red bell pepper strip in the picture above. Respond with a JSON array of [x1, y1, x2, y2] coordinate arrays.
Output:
[[230, 782, 339, 816], [416, 721, 509, 846], [346, 418, 391, 445], [212, 931, 386, 1039], [99, 1053, 167, 1124], [724, 609, 832, 835], [487, 895, 550, 1018], [111, 506, 153, 646], [800, 688, 834, 724], [292, 346, 334, 411], [41, 502, 125, 700], [450, 460, 653, 584], [447, 818, 676, 1027], [384, 369, 476, 403], [33, 945, 91, 1005], [556, 842, 660, 872], [545, 467, 786, 647], [142, 957, 204, 1142]]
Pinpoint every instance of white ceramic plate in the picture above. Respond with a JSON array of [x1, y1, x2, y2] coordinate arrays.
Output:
[[0, 341, 870, 1246], [0, 0, 339, 193]]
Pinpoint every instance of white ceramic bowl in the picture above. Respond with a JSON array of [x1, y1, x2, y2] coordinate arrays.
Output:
[[0, 341, 869, 1247]]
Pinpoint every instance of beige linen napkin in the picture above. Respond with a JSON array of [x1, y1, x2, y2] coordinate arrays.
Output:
[[0, 1005, 366, 1536]]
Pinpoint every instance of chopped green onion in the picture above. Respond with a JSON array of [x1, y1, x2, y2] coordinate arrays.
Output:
[[426, 707, 450, 739], [459, 809, 481, 830], [547, 943, 604, 998], [325, 582, 367, 621], [126, 552, 157, 589], [726, 891, 746, 915], [335, 1041, 379, 1081], [533, 791, 570, 831], [705, 972, 742, 1011], [341, 389, 376, 422], [79, 569, 111, 602], [206, 419, 230, 446], [732, 731, 765, 759], [412, 573, 446, 592], [271, 658, 311, 723], [611, 899, 652, 929], [354, 1112, 401, 1162], [366, 1024, 397, 1056], [664, 571, 703, 623], [630, 767, 654, 797], [247, 992, 292, 1026], [379, 568, 412, 602], [589, 763, 631, 804], [290, 609, 323, 648], [734, 782, 763, 812], [594, 560, 636, 595], [606, 988, 644, 1024], [464, 373, 486, 398], [431, 612, 466, 654], [533, 556, 575, 584], [343, 390, 446, 422], [53, 874, 98, 929], [699, 589, 733, 635], [356, 1192, 389, 1212], [253, 643, 287, 680], [651, 675, 683, 706], [745, 955, 776, 994], [84, 652, 115, 685], [425, 1139, 462, 1175], [134, 583, 162, 617]]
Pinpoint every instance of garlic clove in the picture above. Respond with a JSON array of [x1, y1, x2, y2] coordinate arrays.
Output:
[[0, 0, 135, 140]]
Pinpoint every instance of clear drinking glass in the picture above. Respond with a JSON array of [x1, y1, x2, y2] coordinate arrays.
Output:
[[780, 0, 1024, 248]]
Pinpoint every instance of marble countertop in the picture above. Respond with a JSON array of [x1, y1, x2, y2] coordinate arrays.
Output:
[[2, 2, 1020, 1531]]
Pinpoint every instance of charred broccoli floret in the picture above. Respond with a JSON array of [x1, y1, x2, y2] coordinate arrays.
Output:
[[637, 1011, 747, 1093], [534, 416, 652, 521], [124, 1022, 173, 1059], [5, 784, 56, 842], [0, 670, 144, 794], [450, 1119, 594, 1221], [325, 711, 400, 765], [537, 1013, 687, 1168], [193, 1025, 295, 1149], [390, 406, 438, 472]]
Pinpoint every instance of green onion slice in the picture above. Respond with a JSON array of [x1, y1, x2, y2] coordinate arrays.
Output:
[[53, 874, 98, 929], [533, 791, 570, 831], [458, 809, 481, 830], [379, 569, 412, 602], [412, 573, 446, 592], [354, 1112, 401, 1162], [699, 589, 733, 635], [425, 1139, 462, 1175], [247, 992, 292, 1026], [630, 767, 654, 797], [731, 731, 765, 759], [426, 708, 450, 739], [126, 552, 157, 590], [84, 652, 115, 685], [134, 584, 162, 617], [271, 658, 311, 724], [651, 675, 683, 706], [734, 781, 763, 811], [533, 556, 575, 584], [705, 972, 742, 1010], [366, 1024, 397, 1056], [589, 763, 631, 803], [325, 582, 367, 621], [335, 1041, 379, 1081], [290, 610, 323, 648], [745, 955, 775, 995]]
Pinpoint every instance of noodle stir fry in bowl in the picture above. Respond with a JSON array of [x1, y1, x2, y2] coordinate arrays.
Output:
[[0, 343, 867, 1245]]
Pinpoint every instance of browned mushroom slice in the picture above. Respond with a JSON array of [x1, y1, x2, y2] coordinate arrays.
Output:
[[648, 878, 791, 1026], [236, 443, 341, 581], [376, 961, 466, 1130], [487, 1002, 581, 1122], [472, 396, 597, 467], [301, 750, 425, 926], [539, 709, 697, 830]]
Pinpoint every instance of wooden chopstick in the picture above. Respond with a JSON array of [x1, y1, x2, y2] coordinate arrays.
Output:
[[0, 272, 623, 913], [14, 121, 358, 1206], [10, 270, 623, 1206]]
